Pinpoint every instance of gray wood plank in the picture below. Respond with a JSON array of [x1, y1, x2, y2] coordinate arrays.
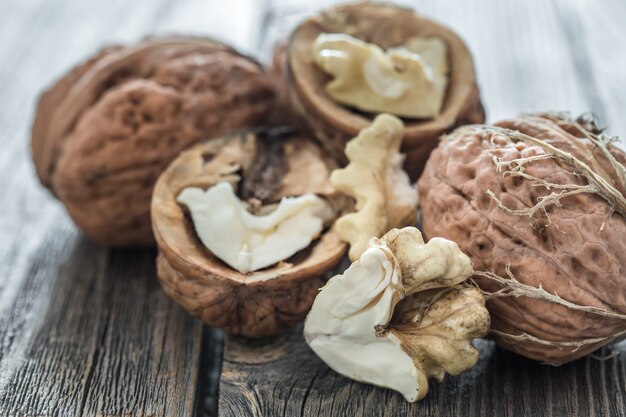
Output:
[[219, 1, 626, 416], [552, 0, 626, 150], [0, 234, 203, 416], [0, 0, 267, 415], [219, 326, 626, 417]]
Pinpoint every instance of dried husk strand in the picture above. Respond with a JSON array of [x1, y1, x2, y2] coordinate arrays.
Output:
[[445, 114, 626, 220], [469, 266, 626, 364], [473, 266, 626, 321], [537, 112, 626, 193]]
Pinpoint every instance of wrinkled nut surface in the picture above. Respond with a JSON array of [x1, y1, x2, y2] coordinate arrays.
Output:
[[152, 129, 347, 337], [313, 33, 448, 118], [284, 1, 485, 178], [419, 113, 626, 364], [331, 113, 417, 260], [304, 227, 489, 402], [31, 36, 275, 246]]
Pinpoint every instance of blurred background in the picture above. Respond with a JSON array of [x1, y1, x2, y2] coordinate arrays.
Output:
[[1, 0, 625, 173], [2, 0, 625, 139]]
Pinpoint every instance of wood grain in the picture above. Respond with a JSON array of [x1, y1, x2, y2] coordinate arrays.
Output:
[[219, 326, 626, 417], [553, 0, 626, 145], [0, 236, 203, 416]]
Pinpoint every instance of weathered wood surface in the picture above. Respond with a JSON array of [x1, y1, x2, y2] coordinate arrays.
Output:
[[219, 0, 626, 416], [220, 327, 626, 417], [1, 0, 626, 416]]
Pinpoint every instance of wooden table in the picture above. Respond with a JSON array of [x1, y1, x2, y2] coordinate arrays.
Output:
[[1, 0, 625, 416]]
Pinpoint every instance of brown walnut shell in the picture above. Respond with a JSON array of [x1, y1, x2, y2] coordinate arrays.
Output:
[[152, 129, 347, 337], [31, 36, 276, 247], [283, 2, 485, 179], [418, 113, 626, 364]]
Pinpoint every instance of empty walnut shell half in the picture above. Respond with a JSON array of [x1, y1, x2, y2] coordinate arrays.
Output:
[[419, 113, 626, 364], [283, 2, 485, 178], [152, 128, 347, 337], [32, 36, 275, 247]]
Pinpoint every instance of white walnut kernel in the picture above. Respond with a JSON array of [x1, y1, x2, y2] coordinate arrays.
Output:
[[330, 114, 418, 261], [312, 33, 449, 118], [304, 227, 490, 402], [177, 181, 335, 274], [396, 36, 449, 77]]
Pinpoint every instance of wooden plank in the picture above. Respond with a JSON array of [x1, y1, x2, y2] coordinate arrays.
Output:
[[219, 326, 626, 416], [552, 0, 626, 150], [218, 0, 626, 416], [0, 231, 203, 416], [155, 0, 269, 55]]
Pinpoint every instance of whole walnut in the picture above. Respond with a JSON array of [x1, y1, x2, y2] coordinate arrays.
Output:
[[31, 36, 276, 246], [419, 113, 626, 365]]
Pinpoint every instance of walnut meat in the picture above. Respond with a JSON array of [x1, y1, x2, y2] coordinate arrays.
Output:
[[152, 128, 347, 337], [31, 36, 275, 246], [418, 113, 626, 364], [330, 114, 418, 261], [312, 33, 449, 118], [281, 2, 485, 179], [304, 227, 489, 401]]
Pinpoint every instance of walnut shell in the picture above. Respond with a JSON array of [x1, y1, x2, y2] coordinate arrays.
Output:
[[418, 113, 626, 364], [32, 36, 275, 246], [282, 2, 485, 179], [152, 129, 347, 337]]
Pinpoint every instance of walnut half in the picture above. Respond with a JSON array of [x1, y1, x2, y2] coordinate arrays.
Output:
[[152, 128, 347, 337], [282, 2, 485, 178]]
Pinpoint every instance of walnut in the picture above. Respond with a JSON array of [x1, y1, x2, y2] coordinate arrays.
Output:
[[312, 33, 448, 118], [330, 114, 417, 261], [419, 112, 626, 364], [177, 182, 335, 273], [31, 36, 276, 246], [304, 227, 489, 401], [280, 2, 485, 179], [152, 128, 347, 337]]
